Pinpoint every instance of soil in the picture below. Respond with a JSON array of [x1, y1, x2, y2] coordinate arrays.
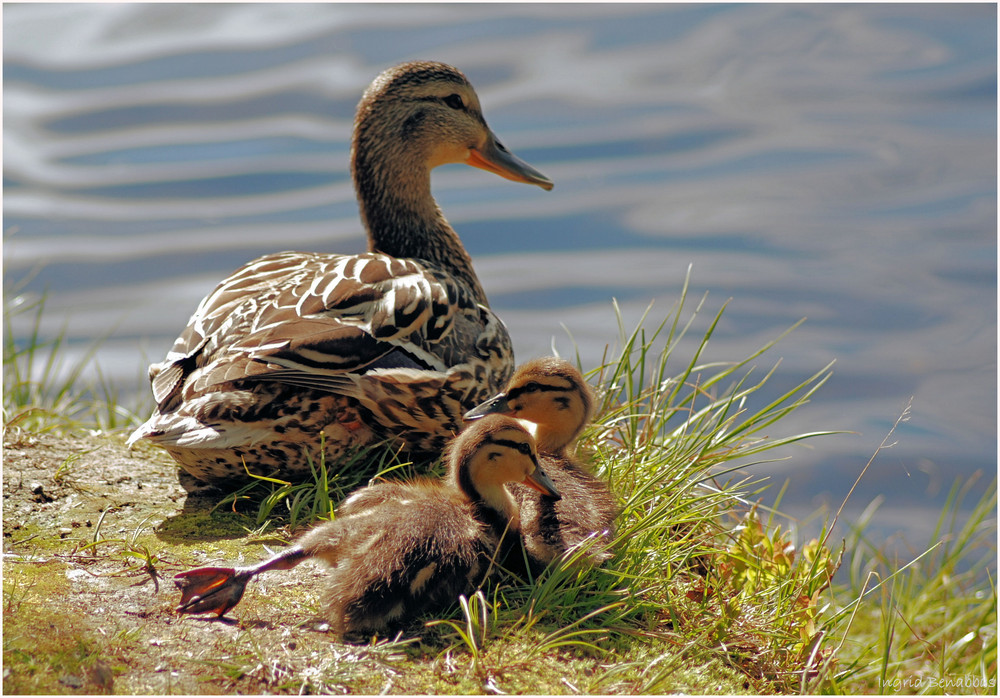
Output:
[[1, 429, 425, 694]]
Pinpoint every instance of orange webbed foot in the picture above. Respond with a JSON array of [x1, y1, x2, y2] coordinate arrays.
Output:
[[174, 567, 250, 618], [173, 547, 308, 618]]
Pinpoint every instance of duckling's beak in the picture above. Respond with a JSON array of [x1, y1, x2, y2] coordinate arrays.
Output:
[[464, 392, 510, 420], [467, 131, 554, 191], [524, 463, 561, 500]]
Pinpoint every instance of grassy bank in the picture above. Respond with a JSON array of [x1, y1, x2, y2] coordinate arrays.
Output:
[[3, 278, 996, 694]]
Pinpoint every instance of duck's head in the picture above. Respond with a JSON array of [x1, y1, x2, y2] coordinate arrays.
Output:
[[449, 414, 561, 517], [352, 61, 553, 193], [464, 358, 594, 454]]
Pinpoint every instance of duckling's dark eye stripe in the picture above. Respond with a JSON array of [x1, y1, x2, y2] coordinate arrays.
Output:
[[486, 436, 532, 455], [507, 382, 572, 399]]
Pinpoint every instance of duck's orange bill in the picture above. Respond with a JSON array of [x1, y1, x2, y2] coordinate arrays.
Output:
[[466, 134, 554, 191]]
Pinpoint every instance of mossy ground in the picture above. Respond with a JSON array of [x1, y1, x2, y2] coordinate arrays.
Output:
[[3, 430, 764, 695]]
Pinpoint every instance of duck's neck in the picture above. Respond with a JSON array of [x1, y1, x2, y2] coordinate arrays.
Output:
[[453, 466, 521, 534], [476, 484, 521, 533], [538, 434, 574, 457], [517, 419, 572, 457], [352, 142, 489, 306]]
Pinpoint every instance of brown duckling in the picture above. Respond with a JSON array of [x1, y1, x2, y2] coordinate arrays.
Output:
[[465, 357, 618, 573], [174, 414, 559, 638], [128, 61, 553, 484]]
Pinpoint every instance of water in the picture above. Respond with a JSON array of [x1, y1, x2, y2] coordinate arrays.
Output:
[[4, 4, 996, 554]]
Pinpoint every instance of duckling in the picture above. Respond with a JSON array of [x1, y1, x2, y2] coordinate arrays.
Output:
[[128, 61, 553, 484], [174, 414, 559, 638], [465, 357, 618, 573]]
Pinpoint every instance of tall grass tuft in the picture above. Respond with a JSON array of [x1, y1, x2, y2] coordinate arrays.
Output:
[[3, 287, 142, 434], [427, 270, 844, 691], [824, 471, 997, 694]]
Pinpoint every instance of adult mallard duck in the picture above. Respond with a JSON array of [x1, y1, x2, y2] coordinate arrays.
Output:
[[173, 415, 559, 637], [465, 358, 618, 574], [127, 61, 553, 483]]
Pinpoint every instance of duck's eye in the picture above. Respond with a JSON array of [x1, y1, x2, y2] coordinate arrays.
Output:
[[516, 442, 531, 455], [443, 94, 465, 110]]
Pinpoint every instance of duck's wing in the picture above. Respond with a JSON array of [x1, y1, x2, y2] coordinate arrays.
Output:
[[149, 251, 507, 411], [240, 254, 466, 372]]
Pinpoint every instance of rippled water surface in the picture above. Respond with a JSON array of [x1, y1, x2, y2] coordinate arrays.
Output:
[[4, 4, 996, 547]]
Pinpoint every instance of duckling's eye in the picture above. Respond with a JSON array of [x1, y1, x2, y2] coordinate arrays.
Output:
[[524, 382, 540, 393], [516, 442, 531, 455], [443, 94, 465, 110]]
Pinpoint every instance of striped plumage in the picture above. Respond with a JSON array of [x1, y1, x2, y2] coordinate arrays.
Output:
[[173, 415, 560, 637], [128, 61, 552, 483], [465, 357, 619, 574]]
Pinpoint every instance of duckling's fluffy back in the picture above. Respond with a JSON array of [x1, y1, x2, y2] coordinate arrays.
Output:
[[297, 482, 498, 636], [510, 454, 618, 575]]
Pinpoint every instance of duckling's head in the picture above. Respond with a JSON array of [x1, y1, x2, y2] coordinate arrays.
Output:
[[448, 414, 561, 520], [353, 61, 553, 197], [464, 357, 594, 454]]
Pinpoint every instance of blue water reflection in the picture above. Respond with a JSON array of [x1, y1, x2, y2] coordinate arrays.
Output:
[[3, 3, 996, 554]]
